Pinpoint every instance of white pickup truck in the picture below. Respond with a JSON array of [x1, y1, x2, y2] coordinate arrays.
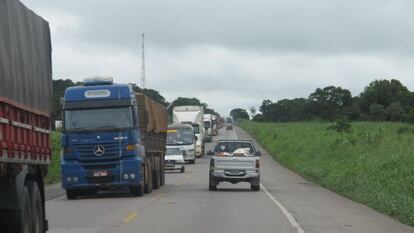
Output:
[[208, 140, 261, 191]]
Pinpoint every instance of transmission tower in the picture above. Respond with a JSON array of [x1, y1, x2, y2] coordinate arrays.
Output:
[[140, 33, 146, 89]]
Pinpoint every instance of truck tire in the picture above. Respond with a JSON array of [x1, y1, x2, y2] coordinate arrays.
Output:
[[250, 177, 260, 191], [28, 182, 44, 233], [144, 161, 153, 194], [250, 184, 260, 191], [180, 166, 185, 173], [11, 185, 32, 233], [160, 163, 165, 186], [189, 159, 195, 164], [152, 168, 160, 190], [209, 174, 217, 191], [130, 184, 144, 197], [66, 190, 78, 200]]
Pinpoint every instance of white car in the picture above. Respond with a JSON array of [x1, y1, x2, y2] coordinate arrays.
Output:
[[165, 148, 185, 173]]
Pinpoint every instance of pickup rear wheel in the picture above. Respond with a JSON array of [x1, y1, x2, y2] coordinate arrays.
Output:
[[209, 175, 217, 191]]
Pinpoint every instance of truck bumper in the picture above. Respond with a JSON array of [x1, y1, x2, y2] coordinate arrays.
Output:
[[61, 158, 143, 190], [210, 169, 259, 184]]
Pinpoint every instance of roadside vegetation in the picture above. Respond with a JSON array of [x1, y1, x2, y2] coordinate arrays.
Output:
[[45, 132, 61, 184], [240, 120, 414, 226]]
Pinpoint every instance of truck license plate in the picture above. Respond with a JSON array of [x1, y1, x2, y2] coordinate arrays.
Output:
[[93, 171, 108, 177]]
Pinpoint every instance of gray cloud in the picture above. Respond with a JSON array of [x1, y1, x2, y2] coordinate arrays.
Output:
[[21, 0, 414, 114]]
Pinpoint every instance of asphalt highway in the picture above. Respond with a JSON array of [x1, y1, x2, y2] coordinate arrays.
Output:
[[45, 127, 414, 233]]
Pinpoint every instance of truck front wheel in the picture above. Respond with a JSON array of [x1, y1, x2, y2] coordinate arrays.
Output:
[[66, 190, 78, 200], [130, 184, 144, 197]]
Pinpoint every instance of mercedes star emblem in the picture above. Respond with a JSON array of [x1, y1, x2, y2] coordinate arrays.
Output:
[[94, 145, 105, 156]]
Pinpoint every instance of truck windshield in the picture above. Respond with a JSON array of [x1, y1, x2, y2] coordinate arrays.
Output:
[[192, 124, 200, 134], [64, 107, 133, 131], [204, 121, 211, 128], [167, 128, 194, 145]]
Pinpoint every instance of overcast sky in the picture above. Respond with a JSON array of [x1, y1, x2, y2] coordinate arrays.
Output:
[[21, 0, 414, 115]]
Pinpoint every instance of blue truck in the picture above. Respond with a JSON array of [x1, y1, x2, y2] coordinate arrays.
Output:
[[61, 77, 167, 199]]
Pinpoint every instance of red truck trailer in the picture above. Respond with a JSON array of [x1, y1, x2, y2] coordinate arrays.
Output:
[[0, 0, 52, 232]]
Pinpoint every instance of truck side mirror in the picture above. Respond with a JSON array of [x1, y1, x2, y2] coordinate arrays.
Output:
[[207, 150, 214, 155], [255, 151, 262, 156]]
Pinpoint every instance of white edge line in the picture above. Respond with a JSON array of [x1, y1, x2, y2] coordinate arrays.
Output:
[[234, 128, 238, 139], [261, 184, 306, 233], [46, 195, 66, 205]]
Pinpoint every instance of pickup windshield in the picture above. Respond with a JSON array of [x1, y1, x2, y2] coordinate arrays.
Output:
[[64, 107, 133, 131], [214, 141, 255, 155], [167, 128, 194, 145]]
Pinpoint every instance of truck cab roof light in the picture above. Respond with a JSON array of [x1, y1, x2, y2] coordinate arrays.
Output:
[[83, 76, 114, 86]]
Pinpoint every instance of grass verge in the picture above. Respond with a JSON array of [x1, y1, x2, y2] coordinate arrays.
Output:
[[240, 120, 414, 226], [45, 131, 61, 184]]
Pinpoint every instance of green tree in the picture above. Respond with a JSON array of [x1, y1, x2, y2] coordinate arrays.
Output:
[[52, 79, 76, 121], [230, 108, 250, 121], [360, 79, 411, 114], [384, 102, 404, 121], [407, 108, 414, 123], [369, 103, 385, 121], [308, 86, 352, 120]]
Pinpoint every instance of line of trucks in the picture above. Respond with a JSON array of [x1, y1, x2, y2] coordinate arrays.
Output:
[[0, 1, 222, 232]]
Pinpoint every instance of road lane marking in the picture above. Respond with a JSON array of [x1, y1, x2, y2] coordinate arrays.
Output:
[[122, 212, 138, 224], [46, 195, 66, 205], [261, 184, 306, 233], [185, 174, 191, 179], [153, 192, 165, 200], [175, 182, 181, 186]]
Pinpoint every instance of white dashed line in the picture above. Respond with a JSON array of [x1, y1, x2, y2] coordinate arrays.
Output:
[[261, 184, 306, 233], [46, 195, 66, 205]]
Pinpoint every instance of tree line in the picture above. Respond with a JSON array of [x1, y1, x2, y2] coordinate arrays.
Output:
[[233, 79, 414, 123], [52, 79, 219, 123]]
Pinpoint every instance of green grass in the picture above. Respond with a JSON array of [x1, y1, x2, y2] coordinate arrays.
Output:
[[45, 131, 61, 184], [239, 120, 414, 226]]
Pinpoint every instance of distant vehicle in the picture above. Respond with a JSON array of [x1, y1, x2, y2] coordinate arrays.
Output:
[[211, 115, 219, 136], [226, 124, 233, 131], [0, 1, 52, 232], [208, 140, 261, 191], [61, 77, 167, 199], [203, 114, 213, 142], [173, 106, 205, 157], [165, 148, 185, 173], [167, 123, 196, 164]]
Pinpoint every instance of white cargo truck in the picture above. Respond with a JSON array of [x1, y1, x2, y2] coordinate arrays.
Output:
[[173, 106, 205, 157]]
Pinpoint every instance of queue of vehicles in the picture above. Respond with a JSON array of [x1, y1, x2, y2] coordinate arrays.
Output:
[[0, 1, 256, 231]]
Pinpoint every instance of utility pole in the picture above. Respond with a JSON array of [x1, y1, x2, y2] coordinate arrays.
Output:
[[140, 33, 146, 89]]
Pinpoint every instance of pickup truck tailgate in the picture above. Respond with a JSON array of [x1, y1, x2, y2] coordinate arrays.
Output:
[[214, 157, 256, 169]]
